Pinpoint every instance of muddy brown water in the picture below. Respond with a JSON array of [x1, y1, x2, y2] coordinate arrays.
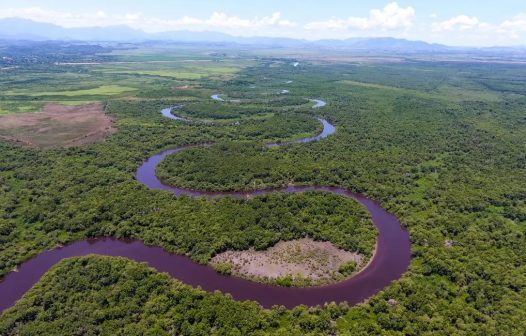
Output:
[[0, 99, 411, 312]]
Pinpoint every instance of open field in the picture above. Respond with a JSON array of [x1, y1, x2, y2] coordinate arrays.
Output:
[[96, 63, 246, 79], [340, 79, 505, 102], [11, 85, 137, 97], [0, 54, 253, 115], [211, 238, 364, 286], [0, 102, 115, 148]]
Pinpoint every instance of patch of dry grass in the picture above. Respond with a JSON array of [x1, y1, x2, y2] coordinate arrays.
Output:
[[0, 103, 115, 148], [210, 238, 365, 286]]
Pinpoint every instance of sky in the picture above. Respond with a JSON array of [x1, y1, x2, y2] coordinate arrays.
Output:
[[1, 1, 526, 46]]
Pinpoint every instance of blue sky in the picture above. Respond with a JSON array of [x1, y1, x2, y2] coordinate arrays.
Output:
[[1, 1, 526, 46]]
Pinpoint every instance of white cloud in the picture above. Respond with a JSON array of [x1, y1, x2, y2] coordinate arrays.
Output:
[[500, 13, 526, 32], [304, 2, 415, 31], [0, 7, 147, 28], [432, 15, 480, 32], [432, 13, 526, 35], [157, 11, 296, 31], [2, 4, 526, 46], [429, 12, 526, 45], [0, 7, 73, 22], [0, 7, 296, 34], [124, 12, 142, 21]]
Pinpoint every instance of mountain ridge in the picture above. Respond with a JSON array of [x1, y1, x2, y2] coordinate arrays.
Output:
[[0, 17, 449, 51]]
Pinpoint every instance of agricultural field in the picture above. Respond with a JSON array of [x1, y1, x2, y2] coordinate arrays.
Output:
[[0, 42, 525, 336], [0, 47, 252, 115]]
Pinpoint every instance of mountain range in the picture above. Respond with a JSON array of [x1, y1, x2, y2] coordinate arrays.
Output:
[[0, 18, 453, 51]]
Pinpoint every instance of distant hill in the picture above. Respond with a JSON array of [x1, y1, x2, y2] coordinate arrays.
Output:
[[310, 37, 447, 51], [0, 17, 447, 51], [0, 18, 147, 41]]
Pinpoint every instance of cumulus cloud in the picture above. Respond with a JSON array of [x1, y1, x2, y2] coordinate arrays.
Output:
[[305, 2, 415, 31], [432, 13, 526, 35], [157, 11, 296, 31], [430, 12, 526, 43], [0, 7, 145, 28], [432, 15, 480, 32], [0, 7, 74, 23], [2, 4, 526, 45], [432, 13, 526, 34], [500, 13, 526, 32], [0, 7, 296, 34]]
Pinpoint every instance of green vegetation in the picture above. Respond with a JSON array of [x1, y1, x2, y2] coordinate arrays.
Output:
[[14, 84, 137, 97], [0, 44, 525, 335], [100, 63, 243, 79], [338, 261, 357, 277], [0, 43, 252, 115], [157, 142, 306, 191], [0, 256, 296, 335], [213, 262, 234, 275], [0, 256, 367, 335], [276, 275, 294, 287]]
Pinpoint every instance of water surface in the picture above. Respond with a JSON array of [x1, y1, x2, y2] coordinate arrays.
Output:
[[211, 94, 224, 102], [161, 105, 187, 121]]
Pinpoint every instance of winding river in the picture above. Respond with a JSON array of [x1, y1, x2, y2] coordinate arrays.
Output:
[[161, 105, 187, 121], [0, 96, 411, 312]]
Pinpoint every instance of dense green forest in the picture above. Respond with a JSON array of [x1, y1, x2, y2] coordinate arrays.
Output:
[[0, 256, 355, 335], [1, 45, 526, 335]]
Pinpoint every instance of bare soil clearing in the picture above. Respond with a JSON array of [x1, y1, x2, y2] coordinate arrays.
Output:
[[0, 102, 115, 148], [173, 85, 196, 90], [210, 238, 364, 286]]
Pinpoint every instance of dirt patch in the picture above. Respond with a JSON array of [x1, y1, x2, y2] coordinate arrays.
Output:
[[210, 238, 365, 286], [173, 85, 198, 91], [0, 102, 115, 148]]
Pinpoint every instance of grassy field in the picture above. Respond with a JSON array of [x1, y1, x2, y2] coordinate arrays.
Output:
[[0, 54, 253, 115], [340, 79, 504, 102], [8, 84, 137, 97], [97, 63, 246, 79]]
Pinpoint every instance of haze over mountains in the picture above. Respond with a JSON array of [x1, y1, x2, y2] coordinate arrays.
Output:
[[0, 17, 449, 51], [1, 17, 525, 53]]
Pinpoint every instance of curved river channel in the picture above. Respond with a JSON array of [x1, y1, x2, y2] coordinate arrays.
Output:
[[0, 98, 411, 312]]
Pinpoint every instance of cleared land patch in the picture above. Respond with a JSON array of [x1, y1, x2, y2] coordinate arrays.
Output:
[[210, 238, 365, 286], [0, 102, 115, 148]]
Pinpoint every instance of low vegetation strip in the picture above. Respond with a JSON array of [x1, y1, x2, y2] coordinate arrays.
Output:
[[6, 85, 137, 97]]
